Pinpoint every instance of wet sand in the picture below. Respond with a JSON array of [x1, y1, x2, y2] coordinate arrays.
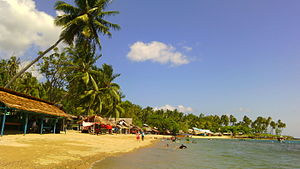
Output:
[[0, 131, 159, 169]]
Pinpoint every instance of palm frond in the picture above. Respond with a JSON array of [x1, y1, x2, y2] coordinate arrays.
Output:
[[75, 0, 88, 10], [55, 1, 80, 14]]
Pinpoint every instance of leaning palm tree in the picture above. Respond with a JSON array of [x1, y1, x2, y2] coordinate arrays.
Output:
[[5, 0, 120, 88]]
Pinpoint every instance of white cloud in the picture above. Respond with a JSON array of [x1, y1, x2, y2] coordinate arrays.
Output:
[[19, 60, 43, 81], [154, 104, 194, 113], [234, 107, 252, 113], [183, 46, 192, 52], [127, 41, 190, 66], [0, 0, 60, 58], [56, 10, 65, 16]]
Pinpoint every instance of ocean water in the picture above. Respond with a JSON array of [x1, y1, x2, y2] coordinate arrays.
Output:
[[92, 138, 300, 169]]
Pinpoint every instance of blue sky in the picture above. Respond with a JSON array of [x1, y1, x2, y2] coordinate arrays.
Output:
[[0, 0, 299, 137]]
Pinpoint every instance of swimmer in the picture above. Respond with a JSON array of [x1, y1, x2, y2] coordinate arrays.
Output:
[[179, 144, 187, 149]]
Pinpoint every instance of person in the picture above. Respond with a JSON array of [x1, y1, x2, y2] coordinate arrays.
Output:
[[179, 144, 187, 149], [136, 132, 141, 142], [141, 131, 145, 141], [171, 136, 176, 142]]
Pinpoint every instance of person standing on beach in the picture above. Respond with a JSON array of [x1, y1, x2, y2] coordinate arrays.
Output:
[[141, 131, 145, 141], [136, 132, 141, 142]]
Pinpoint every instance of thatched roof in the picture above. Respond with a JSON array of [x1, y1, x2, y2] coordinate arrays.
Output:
[[0, 87, 68, 117], [80, 115, 114, 125], [108, 118, 133, 126]]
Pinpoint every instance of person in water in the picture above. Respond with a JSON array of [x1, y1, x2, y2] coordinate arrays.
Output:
[[171, 136, 176, 142], [179, 144, 187, 149]]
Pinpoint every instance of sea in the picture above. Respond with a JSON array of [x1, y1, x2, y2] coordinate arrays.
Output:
[[92, 138, 300, 169]]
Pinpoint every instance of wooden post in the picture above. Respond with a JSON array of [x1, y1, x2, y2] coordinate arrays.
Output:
[[1, 110, 7, 136], [40, 117, 44, 134], [23, 113, 28, 136], [53, 118, 58, 134], [63, 118, 66, 134]]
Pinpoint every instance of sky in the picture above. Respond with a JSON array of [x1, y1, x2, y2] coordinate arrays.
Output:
[[0, 0, 299, 137]]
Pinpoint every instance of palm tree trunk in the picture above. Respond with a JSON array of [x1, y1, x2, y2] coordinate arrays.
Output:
[[5, 38, 64, 88]]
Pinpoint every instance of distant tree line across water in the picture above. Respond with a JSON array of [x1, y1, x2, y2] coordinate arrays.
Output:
[[119, 101, 287, 136]]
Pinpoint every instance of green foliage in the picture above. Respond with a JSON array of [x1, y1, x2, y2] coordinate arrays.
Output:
[[0, 56, 44, 97], [0, 56, 20, 90], [54, 0, 120, 48], [118, 101, 287, 135]]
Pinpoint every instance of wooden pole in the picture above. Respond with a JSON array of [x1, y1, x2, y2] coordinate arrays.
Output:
[[63, 118, 66, 134], [1, 110, 7, 136], [53, 118, 58, 134], [23, 113, 28, 136], [40, 117, 44, 134]]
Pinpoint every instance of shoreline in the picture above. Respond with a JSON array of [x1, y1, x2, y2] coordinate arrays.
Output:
[[88, 139, 159, 169], [0, 131, 160, 169], [1, 131, 277, 169]]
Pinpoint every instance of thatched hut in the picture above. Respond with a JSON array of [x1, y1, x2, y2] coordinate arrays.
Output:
[[113, 118, 132, 134], [0, 87, 69, 136], [79, 115, 114, 134]]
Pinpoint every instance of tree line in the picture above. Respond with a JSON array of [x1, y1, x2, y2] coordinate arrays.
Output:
[[120, 101, 286, 135]]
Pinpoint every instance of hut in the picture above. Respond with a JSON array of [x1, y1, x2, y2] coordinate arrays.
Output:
[[107, 118, 132, 134], [0, 87, 69, 136], [151, 127, 160, 135], [79, 115, 114, 134], [116, 119, 131, 134]]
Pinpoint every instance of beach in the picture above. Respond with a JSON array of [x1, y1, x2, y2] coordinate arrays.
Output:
[[0, 131, 248, 169], [1, 131, 299, 169], [0, 131, 160, 169]]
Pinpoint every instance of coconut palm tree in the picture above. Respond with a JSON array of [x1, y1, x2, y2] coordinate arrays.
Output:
[[5, 0, 120, 88], [277, 119, 286, 135], [270, 121, 277, 135], [221, 115, 229, 126], [80, 64, 122, 116], [265, 116, 272, 133], [97, 64, 122, 118], [229, 115, 237, 126], [65, 45, 101, 86]]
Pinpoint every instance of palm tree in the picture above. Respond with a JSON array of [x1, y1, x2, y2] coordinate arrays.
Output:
[[265, 117, 272, 133], [80, 64, 122, 117], [229, 115, 237, 126], [276, 119, 286, 135], [242, 115, 252, 127], [270, 121, 277, 135], [98, 64, 122, 118], [221, 115, 229, 126], [65, 45, 101, 86], [5, 0, 120, 88]]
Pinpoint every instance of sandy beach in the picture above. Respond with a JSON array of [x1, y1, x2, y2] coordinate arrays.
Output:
[[0, 130, 233, 169], [0, 131, 161, 169]]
